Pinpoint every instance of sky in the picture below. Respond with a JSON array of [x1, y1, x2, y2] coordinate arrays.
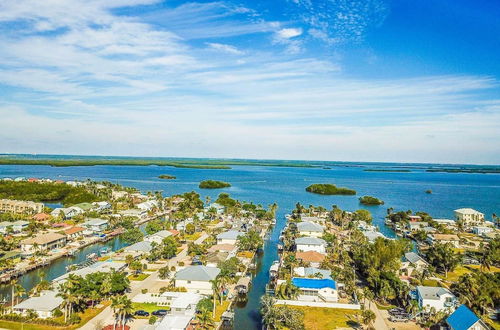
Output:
[[0, 0, 499, 164]]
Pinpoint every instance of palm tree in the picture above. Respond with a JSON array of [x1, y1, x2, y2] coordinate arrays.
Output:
[[210, 277, 222, 318], [14, 284, 25, 304], [260, 295, 279, 330], [276, 280, 299, 300], [89, 290, 101, 308], [111, 295, 124, 330], [9, 279, 16, 311], [56, 286, 70, 323], [197, 308, 215, 329], [119, 296, 134, 328], [361, 309, 376, 329]]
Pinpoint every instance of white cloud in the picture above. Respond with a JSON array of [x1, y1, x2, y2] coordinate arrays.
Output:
[[277, 28, 303, 39], [206, 42, 244, 55]]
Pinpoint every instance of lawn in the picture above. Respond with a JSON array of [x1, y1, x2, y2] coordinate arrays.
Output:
[[375, 302, 397, 310], [422, 279, 441, 286], [128, 273, 150, 281], [437, 265, 500, 282], [184, 232, 201, 241], [236, 251, 254, 259], [214, 300, 231, 322], [287, 306, 361, 329], [132, 302, 168, 314]]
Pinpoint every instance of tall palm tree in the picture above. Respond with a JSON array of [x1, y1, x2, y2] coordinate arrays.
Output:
[[260, 295, 279, 330], [14, 284, 25, 304], [56, 286, 70, 323], [119, 296, 134, 328], [210, 277, 222, 318], [197, 308, 215, 329], [111, 295, 124, 330], [9, 279, 17, 312], [276, 280, 299, 300]]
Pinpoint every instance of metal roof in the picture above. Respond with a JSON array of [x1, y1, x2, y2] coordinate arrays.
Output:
[[447, 305, 482, 330], [295, 237, 326, 246], [174, 265, 221, 281]]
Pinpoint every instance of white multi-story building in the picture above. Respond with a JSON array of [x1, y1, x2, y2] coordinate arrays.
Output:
[[454, 208, 485, 227], [416, 286, 457, 312], [295, 237, 327, 254]]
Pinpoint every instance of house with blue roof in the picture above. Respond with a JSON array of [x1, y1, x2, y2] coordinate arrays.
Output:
[[291, 277, 339, 302], [446, 305, 488, 330]]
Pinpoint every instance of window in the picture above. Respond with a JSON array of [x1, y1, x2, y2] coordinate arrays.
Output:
[[187, 280, 191, 284]]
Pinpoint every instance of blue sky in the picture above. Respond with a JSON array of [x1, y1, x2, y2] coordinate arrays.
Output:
[[0, 0, 499, 164]]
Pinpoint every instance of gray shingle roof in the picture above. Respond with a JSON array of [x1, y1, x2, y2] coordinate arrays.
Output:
[[404, 252, 427, 264], [124, 240, 153, 253], [297, 222, 324, 232], [417, 286, 454, 300], [295, 237, 326, 246], [175, 266, 221, 281], [217, 230, 243, 240]]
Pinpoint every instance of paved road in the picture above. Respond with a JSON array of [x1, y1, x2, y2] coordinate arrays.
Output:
[[80, 233, 209, 330], [368, 300, 390, 330]]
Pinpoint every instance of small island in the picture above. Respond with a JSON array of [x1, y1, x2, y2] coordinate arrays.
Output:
[[158, 174, 176, 179], [425, 189, 432, 194], [199, 180, 231, 189], [359, 195, 384, 205], [305, 183, 356, 195]]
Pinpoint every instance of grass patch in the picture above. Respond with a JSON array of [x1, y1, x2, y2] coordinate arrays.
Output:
[[287, 306, 361, 329], [184, 232, 201, 241], [132, 303, 168, 314], [422, 279, 441, 287], [236, 251, 254, 259], [128, 273, 150, 281], [375, 302, 397, 310], [214, 300, 231, 322]]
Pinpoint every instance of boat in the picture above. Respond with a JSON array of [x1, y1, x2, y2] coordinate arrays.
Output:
[[86, 253, 97, 260], [235, 276, 251, 295], [269, 260, 279, 278], [99, 247, 110, 256]]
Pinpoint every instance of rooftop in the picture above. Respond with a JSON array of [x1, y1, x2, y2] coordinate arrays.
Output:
[[174, 265, 220, 281], [295, 237, 326, 246], [217, 230, 243, 240], [21, 232, 66, 245], [83, 218, 108, 226], [296, 221, 324, 232], [13, 291, 62, 312], [454, 208, 483, 215], [124, 240, 153, 253], [417, 286, 454, 300], [446, 305, 482, 330], [296, 251, 326, 263], [404, 252, 427, 265]]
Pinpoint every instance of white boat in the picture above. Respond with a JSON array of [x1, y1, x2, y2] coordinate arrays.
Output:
[[269, 261, 279, 277], [86, 253, 97, 260]]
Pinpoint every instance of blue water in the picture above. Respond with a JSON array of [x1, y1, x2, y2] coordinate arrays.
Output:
[[0, 164, 499, 328]]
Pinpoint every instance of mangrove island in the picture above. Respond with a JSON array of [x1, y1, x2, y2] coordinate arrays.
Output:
[[199, 180, 231, 189], [305, 183, 356, 195], [359, 195, 385, 205]]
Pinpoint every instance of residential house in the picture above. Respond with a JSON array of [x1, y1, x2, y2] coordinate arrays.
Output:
[[92, 201, 112, 212], [416, 286, 457, 312], [0, 199, 44, 214], [291, 278, 338, 302], [401, 252, 428, 277], [0, 221, 13, 234], [295, 237, 327, 254], [111, 191, 129, 200], [204, 252, 229, 267], [12, 220, 29, 233], [124, 241, 153, 255], [155, 315, 194, 330], [32, 213, 51, 222], [295, 251, 326, 268], [137, 200, 158, 212], [472, 226, 494, 236], [50, 206, 84, 219], [177, 218, 194, 232], [300, 216, 325, 224], [216, 230, 243, 245], [409, 215, 423, 222], [208, 244, 236, 253], [12, 290, 63, 319], [427, 234, 460, 248], [145, 230, 172, 244], [64, 226, 86, 240], [293, 267, 331, 279], [132, 291, 201, 314], [72, 202, 93, 212], [454, 208, 485, 227], [82, 218, 109, 233], [363, 231, 387, 242], [433, 219, 457, 227], [119, 208, 147, 219], [174, 266, 221, 294], [296, 222, 324, 237], [20, 233, 67, 254], [205, 203, 225, 215], [53, 261, 126, 284], [446, 304, 489, 330], [407, 222, 429, 232]]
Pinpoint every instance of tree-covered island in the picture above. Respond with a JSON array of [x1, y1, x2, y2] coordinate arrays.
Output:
[[198, 180, 231, 189], [359, 195, 385, 205], [158, 174, 176, 179], [305, 183, 356, 195]]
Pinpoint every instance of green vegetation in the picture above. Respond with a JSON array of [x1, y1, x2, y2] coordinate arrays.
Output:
[[121, 228, 144, 244], [426, 168, 500, 174], [132, 303, 166, 314], [425, 242, 461, 278], [425, 189, 432, 194], [199, 180, 231, 189], [305, 183, 356, 195], [0, 181, 99, 206], [237, 230, 264, 251], [364, 169, 411, 172], [359, 195, 384, 205], [128, 273, 149, 281], [158, 174, 176, 179], [288, 306, 361, 329], [261, 296, 304, 330]]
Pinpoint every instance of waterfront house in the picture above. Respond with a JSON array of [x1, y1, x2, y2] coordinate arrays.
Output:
[[427, 234, 460, 247], [111, 190, 129, 199], [433, 219, 457, 227], [454, 208, 485, 227], [174, 265, 221, 294], [446, 304, 488, 330], [205, 203, 225, 215], [12, 220, 29, 232], [407, 222, 429, 232], [409, 215, 423, 222], [12, 290, 63, 319], [137, 200, 158, 212], [204, 252, 229, 267], [293, 266, 331, 279], [53, 261, 127, 284], [0, 250, 21, 263], [82, 218, 109, 233], [416, 286, 457, 312], [300, 216, 325, 224], [400, 252, 428, 277], [72, 202, 93, 212], [64, 226, 86, 240], [291, 278, 338, 302], [217, 230, 243, 245], [155, 315, 194, 330], [295, 251, 326, 268], [296, 222, 324, 237], [0, 199, 44, 214], [119, 208, 147, 219], [208, 244, 236, 253], [145, 230, 173, 244], [20, 232, 67, 254], [363, 230, 387, 242], [177, 218, 194, 232], [295, 237, 327, 254], [124, 240, 153, 255]]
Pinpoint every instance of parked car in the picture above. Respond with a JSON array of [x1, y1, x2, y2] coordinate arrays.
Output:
[[389, 316, 409, 323], [152, 309, 168, 316], [135, 310, 150, 317]]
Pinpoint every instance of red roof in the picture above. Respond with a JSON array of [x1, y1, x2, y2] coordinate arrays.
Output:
[[28, 178, 39, 182], [52, 222, 71, 228], [64, 226, 85, 235], [33, 213, 51, 221], [168, 229, 180, 236], [102, 326, 130, 330], [296, 251, 326, 263]]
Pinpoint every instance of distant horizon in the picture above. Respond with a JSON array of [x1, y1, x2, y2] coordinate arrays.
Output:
[[1, 153, 499, 167]]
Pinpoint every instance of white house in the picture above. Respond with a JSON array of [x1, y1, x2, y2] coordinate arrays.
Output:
[[0, 221, 12, 234], [82, 218, 109, 233], [132, 291, 201, 315], [293, 267, 331, 279], [295, 237, 327, 254], [50, 206, 84, 219], [296, 222, 324, 237], [92, 201, 112, 212], [137, 200, 158, 212], [416, 286, 457, 312], [472, 226, 494, 236], [205, 203, 225, 215], [400, 252, 428, 277], [427, 234, 460, 248], [12, 220, 29, 232], [145, 230, 172, 244], [12, 290, 63, 319], [119, 208, 147, 219], [291, 278, 338, 302], [216, 230, 243, 245], [124, 240, 153, 255], [454, 208, 485, 227], [407, 222, 429, 232], [363, 230, 387, 242], [174, 266, 221, 294], [20, 233, 67, 254], [300, 216, 325, 224]]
